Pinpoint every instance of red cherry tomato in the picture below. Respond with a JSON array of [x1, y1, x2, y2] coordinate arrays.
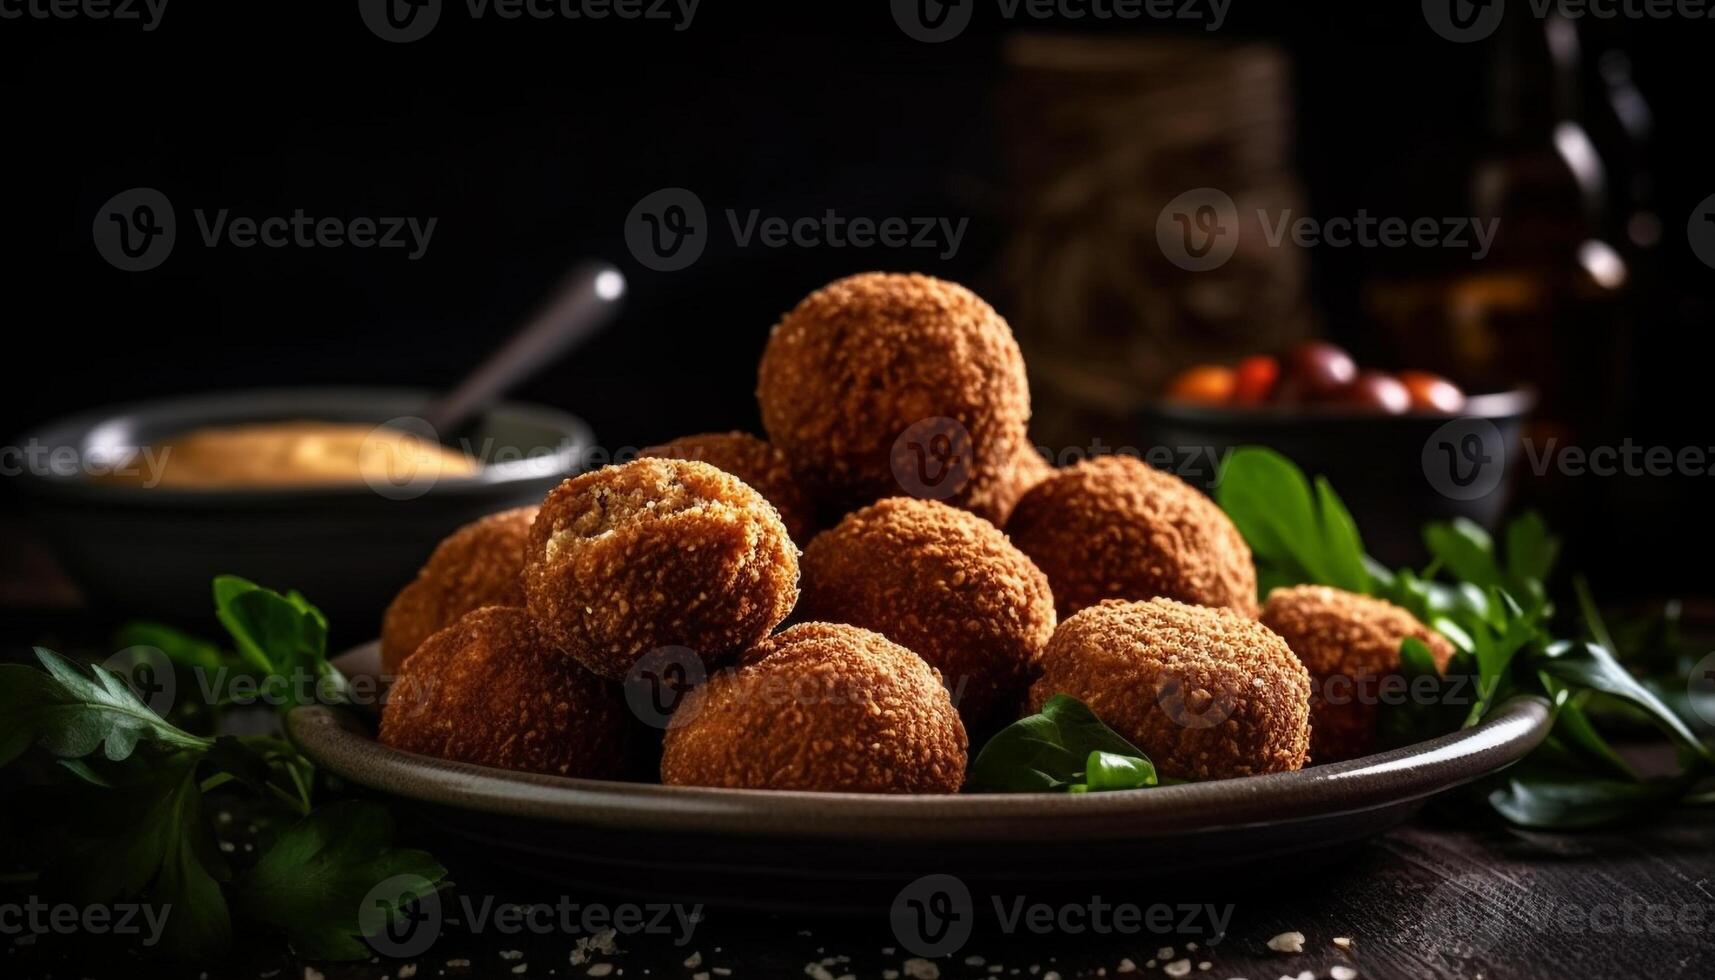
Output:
[[1397, 370, 1467, 413], [1278, 341, 1357, 403], [1232, 355, 1280, 406], [1339, 371, 1412, 414]]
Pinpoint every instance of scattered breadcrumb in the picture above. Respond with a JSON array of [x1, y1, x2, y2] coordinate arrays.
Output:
[[587, 967, 614, 978], [1197, 963, 1210, 972], [1331, 937, 1353, 950], [304, 970, 324, 980], [903, 961, 941, 980], [1266, 932, 1305, 954], [1331, 968, 1358, 980], [1157, 948, 1174, 961], [502, 951, 525, 961], [400, 967, 418, 979], [1117, 959, 1137, 973], [1164, 960, 1191, 978]]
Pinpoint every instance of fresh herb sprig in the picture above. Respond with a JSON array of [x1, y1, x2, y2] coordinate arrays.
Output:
[[0, 576, 445, 961], [1216, 446, 1714, 827], [968, 694, 1160, 793]]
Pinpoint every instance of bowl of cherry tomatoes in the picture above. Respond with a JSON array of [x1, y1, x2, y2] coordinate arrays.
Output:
[[1141, 341, 1534, 565]]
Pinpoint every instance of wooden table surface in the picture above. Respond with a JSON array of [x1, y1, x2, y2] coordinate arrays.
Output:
[[7, 772, 1710, 980]]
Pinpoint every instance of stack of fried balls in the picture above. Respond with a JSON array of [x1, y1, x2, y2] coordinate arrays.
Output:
[[378, 272, 1451, 793]]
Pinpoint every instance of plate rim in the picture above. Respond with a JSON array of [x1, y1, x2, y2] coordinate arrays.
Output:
[[287, 642, 1553, 843]]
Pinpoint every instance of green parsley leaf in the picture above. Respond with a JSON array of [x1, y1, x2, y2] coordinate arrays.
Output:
[[0, 649, 210, 765], [232, 801, 448, 960]]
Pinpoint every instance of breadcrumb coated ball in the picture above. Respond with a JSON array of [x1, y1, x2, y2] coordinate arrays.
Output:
[[979, 446, 1054, 527], [380, 506, 536, 676], [660, 622, 968, 793], [1006, 455, 1259, 619], [1029, 598, 1311, 780], [380, 606, 628, 778], [1260, 585, 1457, 762], [523, 458, 799, 681], [798, 497, 1055, 728], [639, 431, 816, 544], [757, 272, 1032, 518]]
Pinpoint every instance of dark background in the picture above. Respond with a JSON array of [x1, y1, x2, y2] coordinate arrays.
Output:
[[2, 2, 1712, 603]]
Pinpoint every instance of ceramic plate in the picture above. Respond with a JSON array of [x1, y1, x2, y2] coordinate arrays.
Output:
[[287, 643, 1552, 906]]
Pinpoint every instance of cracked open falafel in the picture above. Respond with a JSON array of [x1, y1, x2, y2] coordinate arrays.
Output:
[[1259, 584, 1457, 762], [1029, 598, 1310, 780], [756, 272, 1032, 522], [379, 606, 628, 778], [639, 431, 817, 544], [798, 497, 1054, 728], [1005, 455, 1259, 619], [380, 506, 536, 676], [523, 457, 799, 681], [660, 622, 968, 793]]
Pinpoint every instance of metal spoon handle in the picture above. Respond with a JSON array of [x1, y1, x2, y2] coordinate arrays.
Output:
[[424, 262, 626, 437]]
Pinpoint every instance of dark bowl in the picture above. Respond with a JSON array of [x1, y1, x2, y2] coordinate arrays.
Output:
[[17, 388, 593, 636], [1136, 389, 1535, 567]]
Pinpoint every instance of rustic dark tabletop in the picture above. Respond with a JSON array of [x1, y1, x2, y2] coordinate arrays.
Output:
[[8, 761, 1711, 980]]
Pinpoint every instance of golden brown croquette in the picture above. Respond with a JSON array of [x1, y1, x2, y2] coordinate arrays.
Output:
[[1260, 584, 1457, 762], [977, 445, 1053, 527], [1029, 598, 1310, 780], [756, 272, 1032, 518], [1006, 455, 1259, 619], [660, 622, 968, 793], [798, 497, 1054, 728], [380, 506, 537, 676], [639, 431, 817, 544], [523, 457, 799, 681], [379, 606, 628, 778]]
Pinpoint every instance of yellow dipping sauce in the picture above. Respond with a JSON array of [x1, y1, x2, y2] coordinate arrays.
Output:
[[108, 420, 479, 489]]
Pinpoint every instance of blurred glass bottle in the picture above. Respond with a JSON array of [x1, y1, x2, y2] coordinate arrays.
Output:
[[1368, 14, 1630, 466]]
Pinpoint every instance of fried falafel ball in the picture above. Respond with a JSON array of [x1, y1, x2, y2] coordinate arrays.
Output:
[[660, 622, 968, 793], [1260, 585, 1457, 762], [380, 506, 537, 676], [984, 445, 1053, 527], [380, 606, 628, 778], [1029, 598, 1310, 780], [798, 497, 1055, 728], [757, 272, 1032, 519], [1006, 455, 1259, 619], [639, 431, 816, 544], [523, 457, 799, 681]]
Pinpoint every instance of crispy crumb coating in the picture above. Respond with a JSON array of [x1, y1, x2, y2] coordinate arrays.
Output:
[[1005, 455, 1259, 619], [379, 606, 628, 778], [980, 445, 1054, 527], [1029, 598, 1310, 780], [639, 431, 817, 544], [660, 622, 968, 793], [798, 497, 1055, 728], [1260, 585, 1457, 762], [756, 272, 1031, 518], [523, 458, 799, 681], [380, 506, 537, 676]]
